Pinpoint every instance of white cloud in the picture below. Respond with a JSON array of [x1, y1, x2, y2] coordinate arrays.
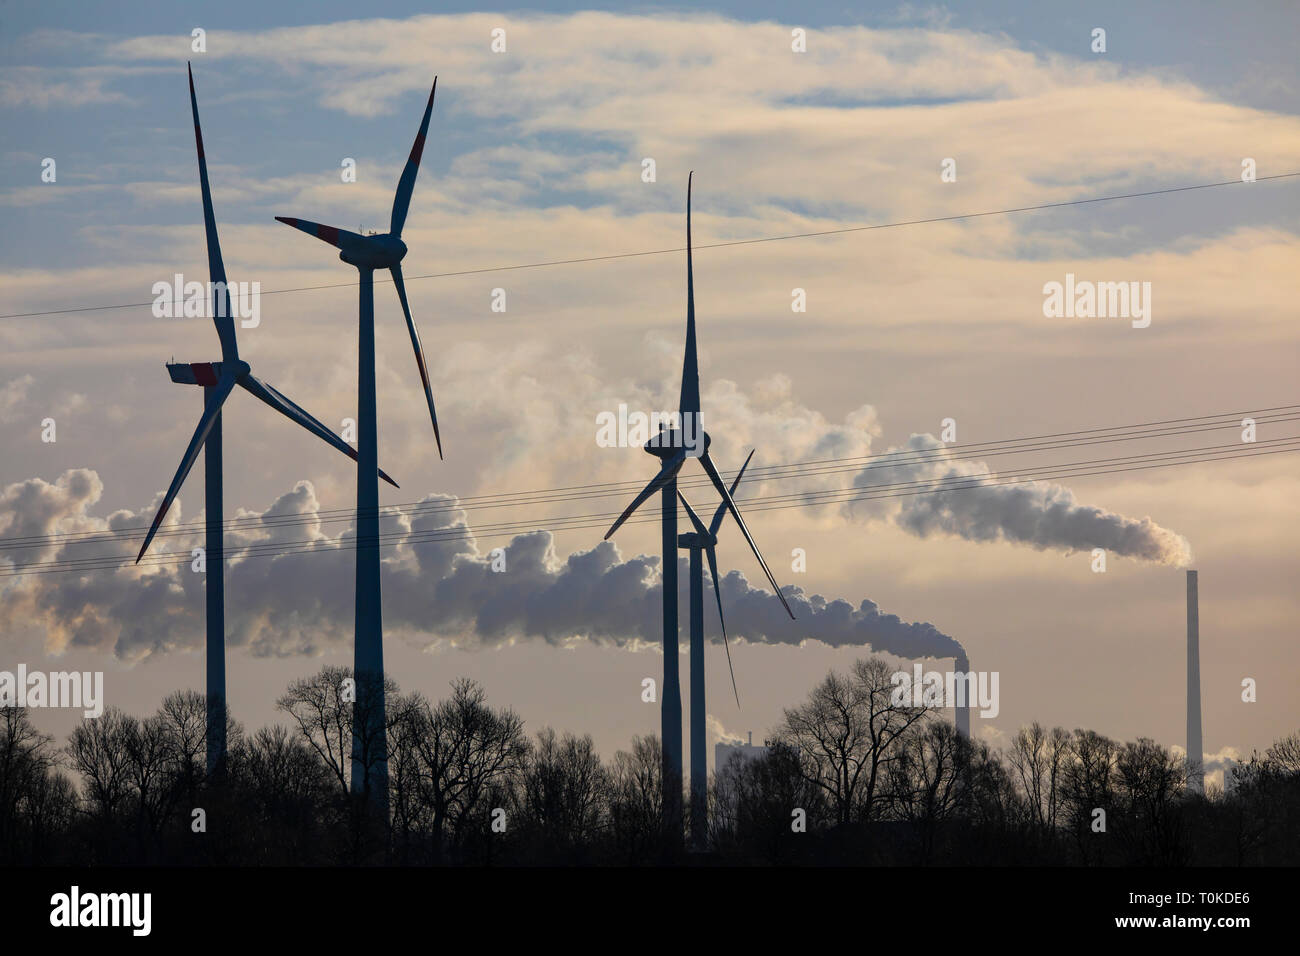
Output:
[[0, 374, 33, 422], [0, 65, 137, 109]]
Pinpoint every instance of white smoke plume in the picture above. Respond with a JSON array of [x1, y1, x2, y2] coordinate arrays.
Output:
[[846, 434, 1192, 566], [0, 469, 963, 664], [526, 359, 1189, 567], [706, 714, 745, 747], [1172, 744, 1246, 791]]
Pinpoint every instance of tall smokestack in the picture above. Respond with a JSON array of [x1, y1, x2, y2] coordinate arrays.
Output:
[[1186, 570, 1203, 794], [955, 652, 971, 737]]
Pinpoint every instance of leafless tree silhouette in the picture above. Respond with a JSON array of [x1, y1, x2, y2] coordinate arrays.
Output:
[[777, 657, 931, 825]]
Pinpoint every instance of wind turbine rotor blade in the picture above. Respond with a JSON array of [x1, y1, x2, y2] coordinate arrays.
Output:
[[677, 491, 709, 537], [187, 63, 238, 363], [273, 217, 362, 251], [705, 544, 740, 707], [136, 371, 238, 563], [710, 448, 755, 536], [390, 77, 437, 237], [699, 451, 795, 620], [603, 450, 686, 540], [391, 265, 442, 459], [679, 171, 700, 418], [236, 373, 399, 488]]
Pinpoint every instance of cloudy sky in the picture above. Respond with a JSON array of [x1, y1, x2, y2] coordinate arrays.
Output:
[[2, 1, 1297, 783]]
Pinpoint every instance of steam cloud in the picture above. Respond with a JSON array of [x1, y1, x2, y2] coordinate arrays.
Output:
[[0, 469, 962, 665], [846, 434, 1192, 566]]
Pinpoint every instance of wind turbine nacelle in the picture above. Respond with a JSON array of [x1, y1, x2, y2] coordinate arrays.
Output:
[[166, 360, 247, 386], [340, 234, 407, 270], [644, 427, 709, 460]]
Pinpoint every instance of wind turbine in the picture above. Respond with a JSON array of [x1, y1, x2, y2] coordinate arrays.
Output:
[[603, 173, 794, 841], [275, 77, 443, 809], [677, 448, 753, 850], [135, 64, 398, 779]]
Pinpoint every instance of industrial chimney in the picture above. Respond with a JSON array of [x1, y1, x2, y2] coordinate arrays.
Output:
[[1186, 570, 1204, 794], [955, 652, 971, 737]]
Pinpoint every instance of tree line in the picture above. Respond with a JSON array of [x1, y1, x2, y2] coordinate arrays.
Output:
[[2, 656, 1297, 866]]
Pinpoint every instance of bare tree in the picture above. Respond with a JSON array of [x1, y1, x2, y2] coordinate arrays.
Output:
[[65, 707, 135, 823], [1060, 728, 1119, 864], [227, 725, 336, 864], [0, 706, 59, 862], [884, 719, 969, 861], [277, 665, 397, 798], [124, 713, 177, 849], [1112, 737, 1188, 865], [237, 725, 334, 808], [278, 666, 353, 793], [608, 734, 664, 862], [19, 770, 77, 864], [388, 691, 430, 857], [389, 679, 528, 862], [516, 728, 609, 855], [156, 690, 210, 791], [1266, 732, 1300, 774], [1006, 722, 1071, 832], [777, 657, 930, 825], [960, 735, 1020, 838], [709, 741, 827, 863]]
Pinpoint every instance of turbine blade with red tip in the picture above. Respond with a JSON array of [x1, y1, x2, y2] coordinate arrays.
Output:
[[390, 77, 437, 237], [187, 63, 238, 363], [391, 265, 442, 458], [237, 373, 399, 487], [136, 371, 238, 563], [273, 217, 361, 250]]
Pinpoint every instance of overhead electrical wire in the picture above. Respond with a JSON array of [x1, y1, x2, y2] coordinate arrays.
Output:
[[4, 177, 1289, 572], [3, 436, 1293, 578], [3, 172, 1296, 320], [0, 403, 1293, 555], [8, 440, 1292, 576]]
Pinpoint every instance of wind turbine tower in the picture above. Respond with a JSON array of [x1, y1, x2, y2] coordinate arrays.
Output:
[[137, 65, 396, 777], [604, 175, 794, 842], [276, 78, 444, 810], [678, 450, 752, 850]]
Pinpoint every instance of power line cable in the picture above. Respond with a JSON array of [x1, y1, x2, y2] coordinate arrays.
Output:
[[4, 173, 1295, 320], [4, 438, 1291, 578], [2, 403, 1292, 553]]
